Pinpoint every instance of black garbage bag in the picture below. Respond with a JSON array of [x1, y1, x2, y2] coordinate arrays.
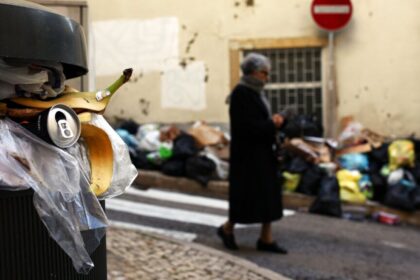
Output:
[[384, 182, 416, 212], [370, 172, 387, 203], [118, 119, 140, 135], [309, 176, 342, 217], [185, 155, 216, 186], [172, 133, 199, 159], [367, 144, 389, 166], [130, 149, 160, 170], [287, 157, 310, 173], [282, 114, 323, 138], [161, 159, 186, 177], [296, 164, 324, 196], [412, 187, 420, 209]]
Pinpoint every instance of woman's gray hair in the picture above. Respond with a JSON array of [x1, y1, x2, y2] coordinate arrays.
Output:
[[240, 52, 271, 75]]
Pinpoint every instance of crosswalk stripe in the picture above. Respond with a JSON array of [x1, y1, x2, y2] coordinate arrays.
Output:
[[126, 187, 228, 210], [107, 198, 230, 228], [109, 220, 197, 242], [125, 187, 295, 217]]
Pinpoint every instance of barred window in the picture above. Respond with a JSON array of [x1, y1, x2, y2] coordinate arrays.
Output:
[[244, 48, 323, 124]]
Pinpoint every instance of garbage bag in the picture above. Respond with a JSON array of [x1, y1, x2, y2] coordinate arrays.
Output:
[[282, 172, 301, 192], [172, 133, 199, 159], [336, 169, 366, 203], [0, 118, 107, 274], [309, 176, 342, 217], [388, 140, 415, 171], [118, 119, 140, 135], [338, 153, 369, 171], [287, 157, 310, 173], [116, 128, 139, 149], [89, 114, 138, 199], [296, 164, 323, 195], [203, 148, 229, 180], [384, 182, 416, 211], [370, 172, 388, 203], [185, 155, 216, 186], [130, 149, 161, 170], [282, 114, 323, 138], [161, 159, 186, 177]]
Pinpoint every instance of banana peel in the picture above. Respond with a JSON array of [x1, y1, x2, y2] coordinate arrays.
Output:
[[9, 68, 133, 113], [81, 123, 114, 196]]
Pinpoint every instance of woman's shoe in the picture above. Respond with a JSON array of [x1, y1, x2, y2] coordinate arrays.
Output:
[[256, 239, 288, 254], [217, 226, 239, 250]]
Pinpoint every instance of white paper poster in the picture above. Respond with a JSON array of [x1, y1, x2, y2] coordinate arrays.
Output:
[[92, 17, 179, 76], [161, 62, 206, 111]]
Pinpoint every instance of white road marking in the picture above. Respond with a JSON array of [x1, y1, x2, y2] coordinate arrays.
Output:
[[125, 187, 295, 216], [107, 198, 229, 227], [381, 241, 407, 249], [126, 187, 228, 209], [109, 220, 197, 242], [314, 5, 350, 14]]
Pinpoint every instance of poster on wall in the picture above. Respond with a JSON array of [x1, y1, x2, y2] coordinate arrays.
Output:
[[92, 17, 179, 76], [161, 61, 206, 111]]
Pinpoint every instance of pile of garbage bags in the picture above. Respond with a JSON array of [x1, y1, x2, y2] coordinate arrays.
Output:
[[281, 116, 420, 216], [117, 120, 229, 186]]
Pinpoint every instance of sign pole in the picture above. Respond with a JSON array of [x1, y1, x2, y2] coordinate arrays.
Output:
[[327, 31, 338, 137]]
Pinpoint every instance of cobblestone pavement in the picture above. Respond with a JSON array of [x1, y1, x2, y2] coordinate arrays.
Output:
[[107, 226, 288, 280]]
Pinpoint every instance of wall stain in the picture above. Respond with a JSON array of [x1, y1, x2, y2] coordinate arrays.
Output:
[[245, 0, 254, 7], [185, 32, 199, 54], [129, 72, 143, 83], [139, 98, 150, 116]]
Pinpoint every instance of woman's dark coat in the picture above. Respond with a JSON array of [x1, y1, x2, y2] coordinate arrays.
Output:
[[228, 84, 283, 224]]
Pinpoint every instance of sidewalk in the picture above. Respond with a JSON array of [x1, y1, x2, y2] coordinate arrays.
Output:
[[107, 226, 289, 280]]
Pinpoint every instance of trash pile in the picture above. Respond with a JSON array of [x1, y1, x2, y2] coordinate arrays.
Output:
[[281, 116, 420, 219], [0, 64, 137, 273], [118, 121, 229, 186]]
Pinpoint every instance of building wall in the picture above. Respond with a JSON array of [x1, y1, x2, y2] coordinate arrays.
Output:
[[87, 0, 420, 137]]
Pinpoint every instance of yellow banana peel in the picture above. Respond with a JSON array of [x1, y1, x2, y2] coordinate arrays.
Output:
[[10, 68, 133, 113], [81, 123, 114, 196]]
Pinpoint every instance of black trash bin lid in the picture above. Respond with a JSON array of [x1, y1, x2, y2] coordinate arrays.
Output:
[[0, 0, 88, 79]]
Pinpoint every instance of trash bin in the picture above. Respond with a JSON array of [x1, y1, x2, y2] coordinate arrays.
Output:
[[0, 2, 106, 279], [0, 189, 107, 279]]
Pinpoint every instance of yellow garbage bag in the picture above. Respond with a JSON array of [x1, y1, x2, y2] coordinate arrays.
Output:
[[336, 169, 366, 203], [388, 140, 415, 171], [282, 172, 301, 192]]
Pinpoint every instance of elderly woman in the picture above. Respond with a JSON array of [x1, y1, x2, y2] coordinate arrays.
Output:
[[218, 53, 287, 254]]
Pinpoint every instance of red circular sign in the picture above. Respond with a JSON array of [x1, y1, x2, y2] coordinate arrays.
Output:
[[311, 0, 353, 31]]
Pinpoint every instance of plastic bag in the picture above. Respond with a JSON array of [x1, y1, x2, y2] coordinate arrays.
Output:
[[338, 153, 369, 171], [282, 172, 301, 192], [336, 169, 366, 203], [309, 176, 342, 217], [88, 114, 138, 199], [0, 58, 65, 99], [388, 140, 415, 171], [0, 118, 107, 274]]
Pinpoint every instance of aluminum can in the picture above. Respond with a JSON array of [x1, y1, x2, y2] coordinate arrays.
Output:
[[375, 211, 400, 225], [21, 104, 81, 148]]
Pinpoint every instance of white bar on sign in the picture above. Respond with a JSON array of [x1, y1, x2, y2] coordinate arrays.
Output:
[[314, 5, 350, 14]]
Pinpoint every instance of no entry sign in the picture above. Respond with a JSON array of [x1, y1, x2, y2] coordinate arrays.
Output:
[[311, 0, 352, 31]]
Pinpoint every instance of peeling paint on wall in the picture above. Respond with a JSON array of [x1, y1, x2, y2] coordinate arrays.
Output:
[[92, 17, 179, 76], [161, 61, 206, 110]]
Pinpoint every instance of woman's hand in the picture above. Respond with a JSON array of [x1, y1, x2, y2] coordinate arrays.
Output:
[[272, 114, 284, 129]]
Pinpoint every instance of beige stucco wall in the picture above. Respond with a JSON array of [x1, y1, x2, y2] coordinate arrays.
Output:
[[87, 0, 420, 137]]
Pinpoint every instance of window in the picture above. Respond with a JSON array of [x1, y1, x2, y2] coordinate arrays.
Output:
[[244, 47, 323, 124]]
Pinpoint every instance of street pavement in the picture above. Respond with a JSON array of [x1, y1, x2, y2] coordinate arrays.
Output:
[[107, 186, 420, 280], [106, 226, 288, 280]]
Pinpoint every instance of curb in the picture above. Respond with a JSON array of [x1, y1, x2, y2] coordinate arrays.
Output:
[[109, 224, 290, 280]]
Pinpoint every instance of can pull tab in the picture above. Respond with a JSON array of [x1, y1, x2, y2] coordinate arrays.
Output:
[[55, 111, 74, 139]]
